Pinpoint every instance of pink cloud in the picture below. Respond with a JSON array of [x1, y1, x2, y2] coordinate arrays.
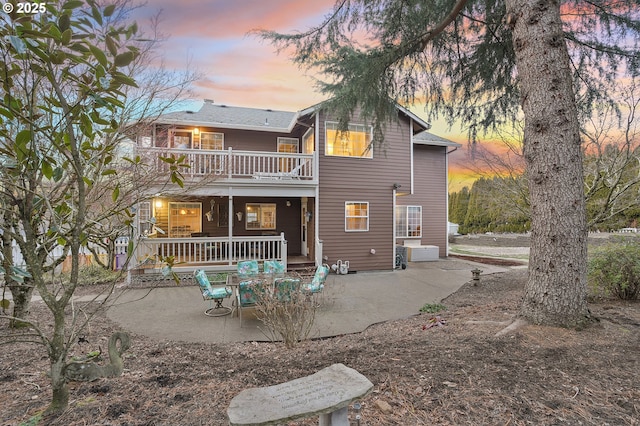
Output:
[[134, 0, 336, 40]]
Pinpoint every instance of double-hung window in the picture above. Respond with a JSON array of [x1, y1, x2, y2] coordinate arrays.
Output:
[[395, 205, 422, 238], [277, 137, 299, 172], [246, 203, 276, 230], [169, 129, 193, 149], [345, 202, 369, 232], [325, 122, 373, 158], [168, 202, 202, 238], [200, 132, 224, 150]]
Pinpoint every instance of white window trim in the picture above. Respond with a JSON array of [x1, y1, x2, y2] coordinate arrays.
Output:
[[138, 201, 152, 236], [200, 131, 224, 150], [345, 201, 370, 232], [169, 129, 193, 149], [324, 121, 373, 159], [302, 127, 315, 153], [277, 137, 299, 151], [246, 203, 277, 230], [168, 202, 202, 238], [396, 205, 422, 238]]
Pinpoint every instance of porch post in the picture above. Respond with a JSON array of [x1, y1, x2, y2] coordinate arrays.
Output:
[[280, 232, 287, 270], [228, 192, 234, 267]]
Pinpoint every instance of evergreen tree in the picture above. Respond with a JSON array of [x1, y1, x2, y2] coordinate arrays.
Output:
[[260, 0, 640, 327]]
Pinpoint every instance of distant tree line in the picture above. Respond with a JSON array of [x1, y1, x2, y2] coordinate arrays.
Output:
[[451, 144, 640, 234], [449, 177, 531, 234]]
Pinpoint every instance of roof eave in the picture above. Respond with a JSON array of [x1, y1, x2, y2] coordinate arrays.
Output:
[[413, 139, 462, 148], [155, 118, 292, 133]]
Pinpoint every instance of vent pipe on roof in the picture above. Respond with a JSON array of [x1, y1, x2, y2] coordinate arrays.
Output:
[[264, 118, 269, 126]]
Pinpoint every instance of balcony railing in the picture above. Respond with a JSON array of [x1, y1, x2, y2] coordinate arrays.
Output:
[[137, 147, 315, 181], [133, 234, 288, 270]]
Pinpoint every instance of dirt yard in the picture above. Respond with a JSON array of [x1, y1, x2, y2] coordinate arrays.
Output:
[[1, 267, 639, 425]]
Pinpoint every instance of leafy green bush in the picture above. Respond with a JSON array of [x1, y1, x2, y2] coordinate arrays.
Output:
[[588, 238, 640, 300], [420, 303, 447, 313]]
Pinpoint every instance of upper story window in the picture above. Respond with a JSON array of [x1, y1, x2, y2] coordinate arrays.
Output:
[[325, 122, 373, 158], [278, 137, 299, 172], [345, 201, 369, 232], [200, 132, 224, 150], [303, 127, 315, 153], [395, 205, 422, 238], [169, 129, 193, 149]]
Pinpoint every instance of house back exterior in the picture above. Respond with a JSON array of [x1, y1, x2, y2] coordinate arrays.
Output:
[[131, 99, 460, 275]]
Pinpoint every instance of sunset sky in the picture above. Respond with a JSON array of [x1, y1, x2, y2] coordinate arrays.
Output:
[[131, 0, 490, 191]]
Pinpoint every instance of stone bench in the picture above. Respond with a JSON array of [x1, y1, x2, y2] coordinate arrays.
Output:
[[227, 363, 373, 426]]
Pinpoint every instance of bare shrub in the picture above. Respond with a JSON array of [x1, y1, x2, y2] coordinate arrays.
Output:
[[253, 275, 318, 349]]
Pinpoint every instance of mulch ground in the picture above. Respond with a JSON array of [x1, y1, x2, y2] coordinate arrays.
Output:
[[1, 267, 639, 425]]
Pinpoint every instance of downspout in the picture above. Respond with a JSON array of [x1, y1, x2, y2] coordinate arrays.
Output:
[[228, 190, 234, 267], [410, 120, 415, 194], [392, 187, 397, 269], [314, 112, 321, 267], [445, 147, 458, 256]]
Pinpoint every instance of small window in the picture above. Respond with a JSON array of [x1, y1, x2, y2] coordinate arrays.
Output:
[[168, 202, 201, 237], [278, 137, 299, 172], [200, 132, 224, 150], [138, 201, 152, 236], [325, 122, 373, 158], [303, 127, 315, 153], [169, 129, 193, 149], [395, 205, 422, 238], [246, 203, 276, 230], [345, 202, 369, 232]]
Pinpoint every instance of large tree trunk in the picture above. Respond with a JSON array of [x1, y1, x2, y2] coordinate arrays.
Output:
[[507, 0, 591, 327]]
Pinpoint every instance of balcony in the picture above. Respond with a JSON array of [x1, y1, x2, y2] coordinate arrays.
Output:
[[137, 147, 315, 183]]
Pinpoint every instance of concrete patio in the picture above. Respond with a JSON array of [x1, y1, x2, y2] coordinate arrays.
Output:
[[106, 259, 510, 344]]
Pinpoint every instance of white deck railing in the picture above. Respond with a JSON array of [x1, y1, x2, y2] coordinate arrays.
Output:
[[134, 234, 288, 269], [137, 147, 314, 181]]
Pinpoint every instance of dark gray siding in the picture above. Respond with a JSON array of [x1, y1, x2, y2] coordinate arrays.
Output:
[[160, 196, 302, 255], [154, 125, 306, 153]]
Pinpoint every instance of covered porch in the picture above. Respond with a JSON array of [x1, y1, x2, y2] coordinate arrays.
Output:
[[131, 193, 318, 278]]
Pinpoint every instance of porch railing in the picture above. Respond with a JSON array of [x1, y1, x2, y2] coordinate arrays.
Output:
[[134, 233, 288, 270], [137, 147, 314, 181]]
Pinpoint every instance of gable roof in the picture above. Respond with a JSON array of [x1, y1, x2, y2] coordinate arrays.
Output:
[[154, 99, 459, 148], [155, 100, 298, 133], [298, 101, 432, 134], [413, 131, 462, 148]]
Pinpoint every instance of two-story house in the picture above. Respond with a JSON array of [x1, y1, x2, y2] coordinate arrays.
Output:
[[131, 99, 460, 276]]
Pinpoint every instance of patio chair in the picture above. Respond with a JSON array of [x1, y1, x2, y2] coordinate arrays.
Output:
[[236, 278, 269, 327], [301, 264, 330, 295], [274, 277, 301, 302], [237, 259, 259, 278], [193, 270, 233, 317], [263, 259, 285, 275], [252, 159, 310, 180]]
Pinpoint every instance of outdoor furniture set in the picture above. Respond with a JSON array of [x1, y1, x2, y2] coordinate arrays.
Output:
[[194, 260, 330, 325]]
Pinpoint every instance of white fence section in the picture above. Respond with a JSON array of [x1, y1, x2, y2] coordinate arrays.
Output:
[[4, 238, 130, 271]]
